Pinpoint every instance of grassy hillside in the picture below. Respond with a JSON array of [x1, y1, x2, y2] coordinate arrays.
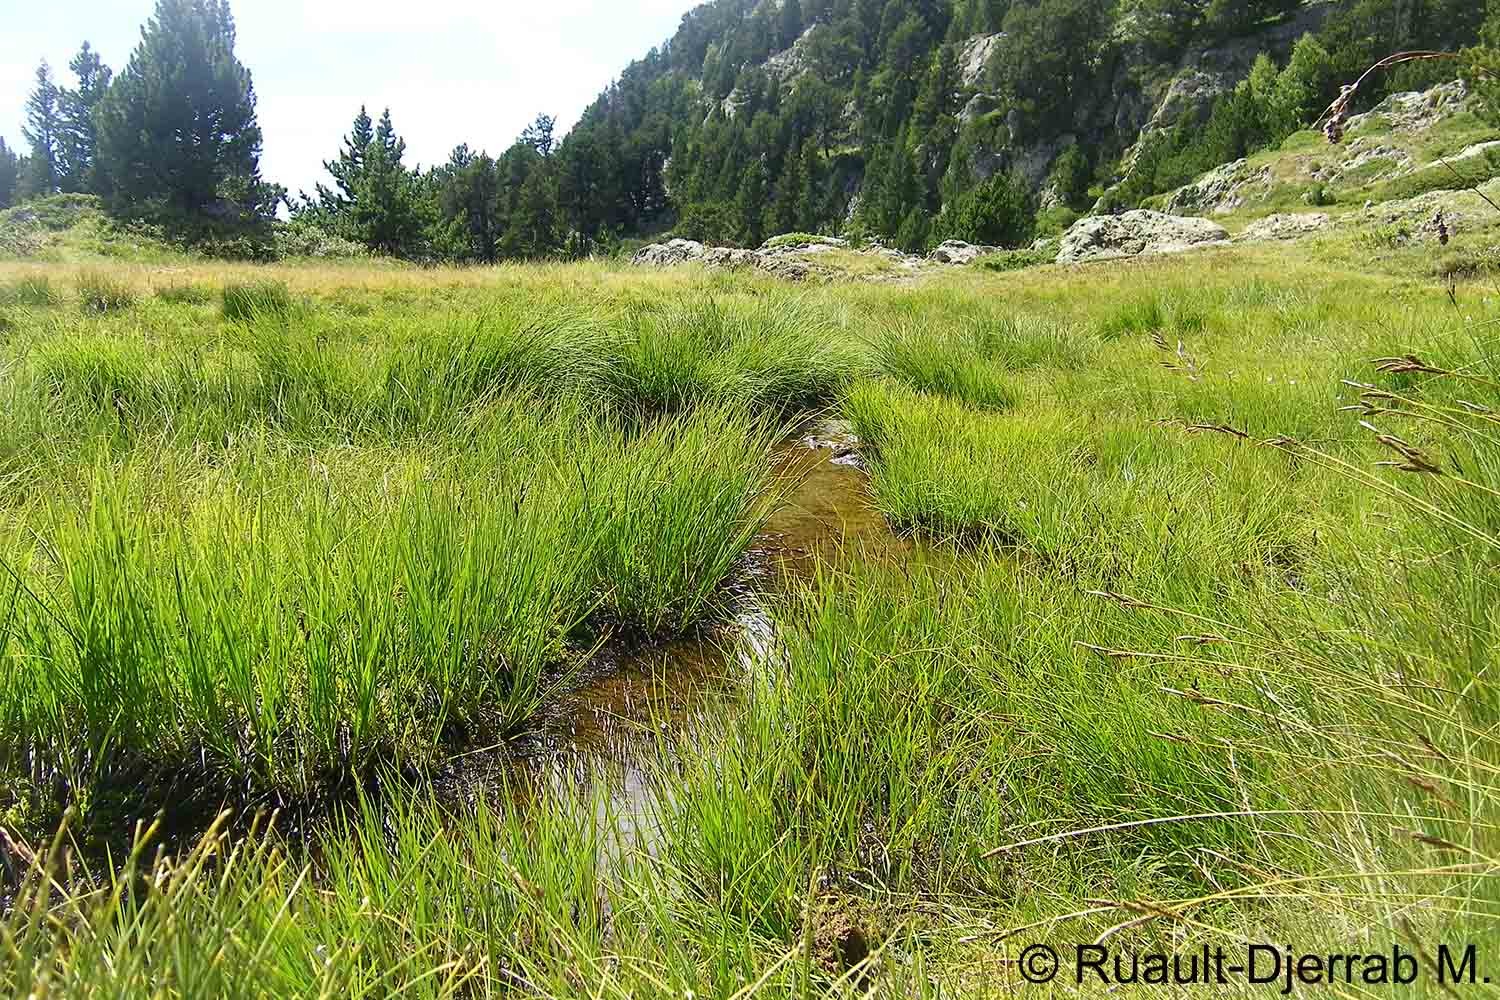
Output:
[[1, 230, 1499, 994], [1150, 84, 1500, 226]]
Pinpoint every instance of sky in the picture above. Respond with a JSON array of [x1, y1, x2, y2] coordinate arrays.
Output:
[[1, 0, 697, 197]]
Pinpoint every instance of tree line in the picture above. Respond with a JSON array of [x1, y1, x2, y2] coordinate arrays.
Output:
[[6, 0, 1500, 262]]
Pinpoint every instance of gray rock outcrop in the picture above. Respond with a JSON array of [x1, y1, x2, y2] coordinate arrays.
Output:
[[1236, 213, 1331, 242], [631, 233, 1000, 279], [929, 240, 999, 265], [1056, 211, 1229, 264], [1165, 159, 1274, 215]]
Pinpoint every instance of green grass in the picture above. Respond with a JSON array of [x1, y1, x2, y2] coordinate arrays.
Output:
[[872, 325, 1020, 410], [0, 274, 56, 306], [1, 241, 1499, 997], [153, 281, 215, 305], [0, 398, 775, 796], [1367, 144, 1500, 203], [220, 279, 294, 322], [75, 270, 136, 314]]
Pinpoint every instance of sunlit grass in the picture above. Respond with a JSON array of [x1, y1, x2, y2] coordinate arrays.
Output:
[[1, 243, 1498, 997]]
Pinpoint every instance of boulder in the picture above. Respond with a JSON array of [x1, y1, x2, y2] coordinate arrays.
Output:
[[1345, 80, 1468, 135], [754, 256, 818, 282], [632, 239, 707, 266], [630, 234, 929, 281], [930, 240, 998, 265], [1237, 213, 1331, 242], [1057, 211, 1229, 264], [760, 235, 848, 254]]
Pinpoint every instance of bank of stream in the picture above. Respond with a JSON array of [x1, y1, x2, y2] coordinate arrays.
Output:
[[441, 416, 913, 843]]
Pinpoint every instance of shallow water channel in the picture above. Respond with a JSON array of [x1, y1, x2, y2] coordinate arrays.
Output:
[[443, 416, 908, 840]]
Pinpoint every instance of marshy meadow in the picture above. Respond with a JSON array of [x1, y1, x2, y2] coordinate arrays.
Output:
[[1, 238, 1498, 995]]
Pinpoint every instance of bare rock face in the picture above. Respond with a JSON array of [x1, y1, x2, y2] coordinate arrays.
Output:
[[959, 34, 1003, 89], [1056, 211, 1229, 264], [702, 247, 760, 268], [631, 238, 824, 280], [1237, 213, 1331, 242], [632, 232, 994, 280], [929, 240, 998, 265]]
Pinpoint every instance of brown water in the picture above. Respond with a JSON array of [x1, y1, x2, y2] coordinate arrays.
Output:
[[449, 417, 908, 833]]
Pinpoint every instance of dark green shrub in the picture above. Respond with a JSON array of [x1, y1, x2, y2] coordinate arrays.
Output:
[[978, 247, 1055, 272], [1303, 183, 1334, 206], [933, 172, 1037, 249]]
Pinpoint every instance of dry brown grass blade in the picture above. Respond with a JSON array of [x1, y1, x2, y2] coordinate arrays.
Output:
[[1176, 633, 1228, 646], [1315, 51, 1458, 143], [0, 824, 36, 892], [1075, 641, 1134, 663], [1360, 420, 1445, 475]]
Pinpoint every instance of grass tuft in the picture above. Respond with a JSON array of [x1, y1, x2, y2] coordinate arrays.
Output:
[[154, 281, 215, 305], [0, 275, 56, 307], [221, 280, 294, 323], [75, 271, 136, 313]]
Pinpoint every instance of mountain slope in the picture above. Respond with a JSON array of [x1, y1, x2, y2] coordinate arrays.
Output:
[[553, 0, 1488, 251]]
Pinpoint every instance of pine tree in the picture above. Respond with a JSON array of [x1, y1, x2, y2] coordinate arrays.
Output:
[[1470, 1, 1500, 124], [21, 62, 61, 198], [57, 43, 112, 194], [345, 109, 428, 256], [316, 107, 375, 211], [737, 160, 769, 246], [504, 164, 562, 259], [934, 170, 1035, 247], [1245, 52, 1282, 139], [793, 142, 823, 230], [1269, 34, 1334, 141], [521, 115, 556, 157], [0, 139, 21, 209], [764, 140, 805, 237], [95, 0, 271, 219], [895, 206, 928, 252]]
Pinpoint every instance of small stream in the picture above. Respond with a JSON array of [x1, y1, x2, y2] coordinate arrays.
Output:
[[443, 417, 910, 837]]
